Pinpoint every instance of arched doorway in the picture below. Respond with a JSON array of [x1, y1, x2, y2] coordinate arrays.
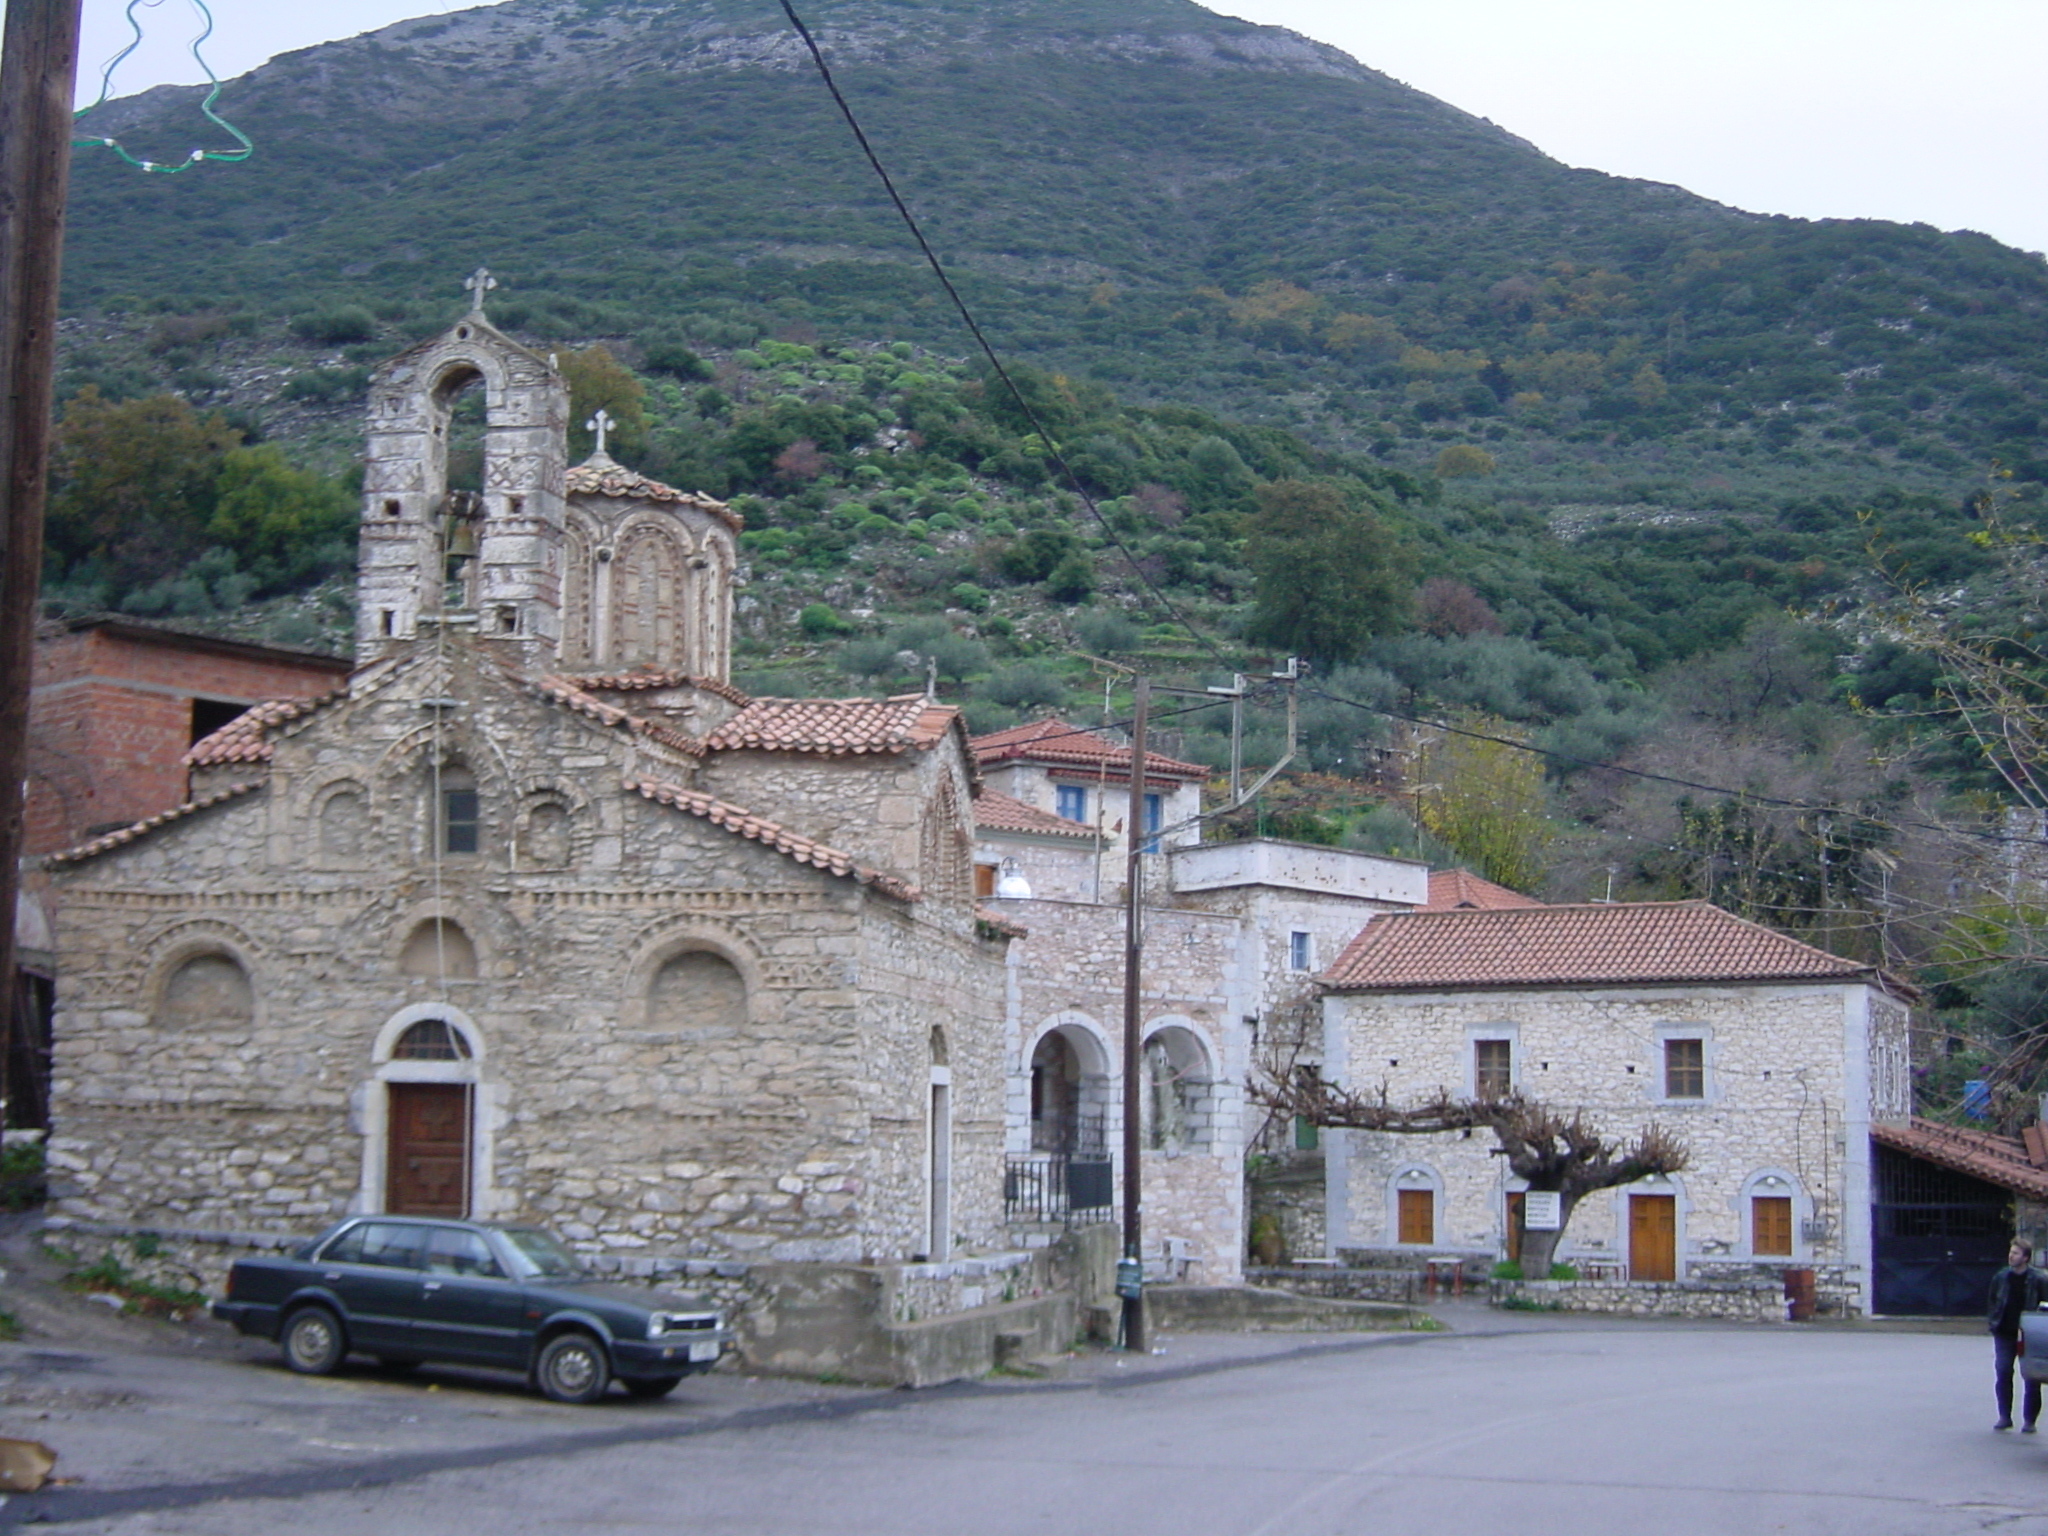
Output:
[[362, 1007, 486, 1218], [386, 1019, 472, 1216]]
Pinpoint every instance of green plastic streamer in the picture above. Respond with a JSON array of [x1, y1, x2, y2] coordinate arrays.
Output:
[[73, 0, 253, 174]]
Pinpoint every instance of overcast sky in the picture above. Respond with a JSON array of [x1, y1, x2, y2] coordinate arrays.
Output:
[[77, 0, 2048, 256]]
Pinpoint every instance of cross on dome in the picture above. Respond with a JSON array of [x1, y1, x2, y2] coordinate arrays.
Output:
[[587, 408, 617, 456], [464, 267, 498, 316]]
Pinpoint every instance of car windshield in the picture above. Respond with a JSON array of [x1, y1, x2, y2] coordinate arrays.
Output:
[[498, 1227, 585, 1280]]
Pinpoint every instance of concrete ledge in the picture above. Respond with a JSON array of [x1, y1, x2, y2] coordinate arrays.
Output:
[[1146, 1284, 1435, 1333]]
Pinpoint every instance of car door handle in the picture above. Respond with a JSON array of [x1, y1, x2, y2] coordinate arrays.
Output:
[[323, 1272, 341, 1282], [422, 1280, 443, 1292]]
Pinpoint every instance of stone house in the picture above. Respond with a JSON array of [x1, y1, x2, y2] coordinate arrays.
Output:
[[1316, 900, 1914, 1313], [969, 719, 1429, 1282], [38, 299, 1013, 1277]]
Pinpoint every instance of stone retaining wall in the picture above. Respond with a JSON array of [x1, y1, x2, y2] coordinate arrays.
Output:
[[1491, 1276, 1789, 1322]]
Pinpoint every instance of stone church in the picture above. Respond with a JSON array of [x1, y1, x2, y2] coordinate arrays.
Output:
[[40, 291, 1012, 1270]]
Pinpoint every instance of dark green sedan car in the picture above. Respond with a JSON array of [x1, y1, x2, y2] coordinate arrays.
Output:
[[213, 1216, 734, 1403]]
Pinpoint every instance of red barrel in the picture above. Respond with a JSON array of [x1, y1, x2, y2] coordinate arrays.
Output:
[[1783, 1267, 1817, 1321]]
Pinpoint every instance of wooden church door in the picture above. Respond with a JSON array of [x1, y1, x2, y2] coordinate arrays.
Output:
[[387, 1083, 471, 1216]]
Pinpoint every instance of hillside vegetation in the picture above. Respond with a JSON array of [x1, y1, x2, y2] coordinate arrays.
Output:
[[63, 0, 2048, 515]]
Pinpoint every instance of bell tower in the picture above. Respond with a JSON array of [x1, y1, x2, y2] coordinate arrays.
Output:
[[355, 269, 571, 665]]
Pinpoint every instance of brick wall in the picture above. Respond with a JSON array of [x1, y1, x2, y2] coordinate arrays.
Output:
[[27, 623, 344, 855]]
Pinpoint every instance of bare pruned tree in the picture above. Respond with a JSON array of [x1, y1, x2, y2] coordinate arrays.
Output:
[[1251, 1072, 1688, 1279]]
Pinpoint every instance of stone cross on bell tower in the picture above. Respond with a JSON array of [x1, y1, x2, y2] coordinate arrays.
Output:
[[464, 267, 499, 317], [587, 409, 616, 459]]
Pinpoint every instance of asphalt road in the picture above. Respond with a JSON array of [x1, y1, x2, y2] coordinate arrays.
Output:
[[0, 1303, 2039, 1534]]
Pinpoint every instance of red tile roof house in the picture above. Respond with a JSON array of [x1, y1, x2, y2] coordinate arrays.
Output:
[[1315, 901, 1916, 1316], [35, 298, 1041, 1385]]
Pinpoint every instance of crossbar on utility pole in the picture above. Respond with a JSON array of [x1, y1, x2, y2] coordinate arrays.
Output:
[[0, 0, 85, 1121], [1119, 674, 1149, 1353]]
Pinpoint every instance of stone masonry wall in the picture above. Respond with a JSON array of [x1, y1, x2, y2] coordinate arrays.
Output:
[[854, 900, 1010, 1259], [990, 895, 1245, 1282]]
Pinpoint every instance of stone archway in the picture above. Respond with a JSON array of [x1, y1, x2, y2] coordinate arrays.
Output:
[[356, 1004, 491, 1218]]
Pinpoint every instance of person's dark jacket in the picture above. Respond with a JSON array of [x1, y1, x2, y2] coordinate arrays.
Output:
[[1988, 1265, 2048, 1334]]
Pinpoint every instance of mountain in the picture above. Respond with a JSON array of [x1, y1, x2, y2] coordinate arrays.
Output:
[[63, 0, 2048, 514]]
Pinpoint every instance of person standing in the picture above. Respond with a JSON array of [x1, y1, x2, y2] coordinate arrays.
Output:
[[1990, 1237, 2048, 1431]]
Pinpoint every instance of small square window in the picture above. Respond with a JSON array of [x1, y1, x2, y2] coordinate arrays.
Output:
[[1289, 931, 1312, 971], [1056, 785, 1087, 823], [1475, 1038, 1512, 1099], [1664, 1038, 1704, 1099]]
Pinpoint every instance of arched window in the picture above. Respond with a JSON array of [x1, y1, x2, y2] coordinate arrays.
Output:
[[648, 950, 746, 1032], [157, 953, 254, 1029], [392, 1019, 472, 1060], [400, 919, 478, 979]]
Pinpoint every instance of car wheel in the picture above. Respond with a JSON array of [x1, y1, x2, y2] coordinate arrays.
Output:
[[623, 1375, 682, 1400], [281, 1307, 346, 1375], [535, 1331, 611, 1404]]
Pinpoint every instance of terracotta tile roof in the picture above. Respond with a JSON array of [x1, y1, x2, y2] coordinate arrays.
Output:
[[625, 778, 920, 903], [974, 789, 1093, 840], [1322, 900, 1874, 992], [565, 452, 744, 532], [1872, 1118, 2048, 1203], [976, 906, 1030, 940], [703, 694, 959, 757], [43, 781, 265, 867], [970, 716, 1209, 782], [1424, 869, 1544, 912], [563, 670, 752, 707], [184, 690, 347, 766], [525, 674, 703, 757]]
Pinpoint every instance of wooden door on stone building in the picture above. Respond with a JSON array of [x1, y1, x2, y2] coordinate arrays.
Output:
[[1629, 1193, 1677, 1281], [387, 1083, 471, 1217]]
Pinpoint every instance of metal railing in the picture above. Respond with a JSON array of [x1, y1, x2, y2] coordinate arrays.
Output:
[[1005, 1153, 1115, 1225]]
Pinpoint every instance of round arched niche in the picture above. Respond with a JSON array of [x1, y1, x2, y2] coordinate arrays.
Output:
[[521, 798, 573, 868], [317, 784, 369, 856], [400, 918, 478, 980], [647, 949, 747, 1034], [1141, 1023, 1215, 1153], [155, 952, 254, 1029]]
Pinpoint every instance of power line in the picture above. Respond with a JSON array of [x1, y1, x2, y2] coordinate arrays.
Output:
[[774, 0, 1229, 671], [774, 0, 2038, 863]]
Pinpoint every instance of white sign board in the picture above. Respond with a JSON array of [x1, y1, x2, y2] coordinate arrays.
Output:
[[1523, 1191, 1562, 1231]]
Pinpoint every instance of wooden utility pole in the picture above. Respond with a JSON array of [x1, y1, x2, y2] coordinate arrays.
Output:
[[1119, 674, 1149, 1353], [0, 0, 84, 1121]]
